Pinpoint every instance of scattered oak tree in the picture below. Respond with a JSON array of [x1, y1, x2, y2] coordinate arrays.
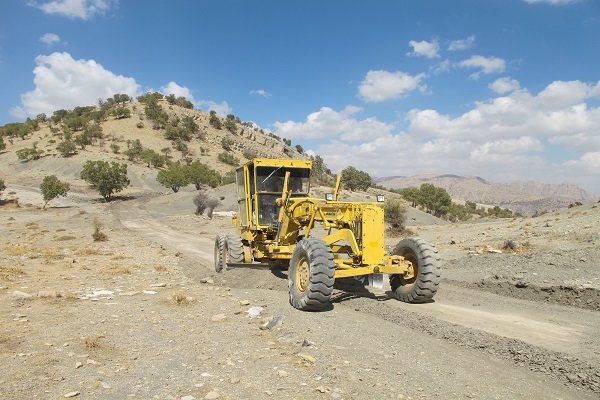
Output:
[[80, 160, 130, 201], [40, 175, 70, 209], [341, 166, 372, 191], [156, 163, 188, 193]]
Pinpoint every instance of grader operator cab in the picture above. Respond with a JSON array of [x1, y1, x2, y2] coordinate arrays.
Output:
[[214, 158, 440, 311]]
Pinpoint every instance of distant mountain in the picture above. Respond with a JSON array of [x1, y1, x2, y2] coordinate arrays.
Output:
[[377, 174, 597, 215]]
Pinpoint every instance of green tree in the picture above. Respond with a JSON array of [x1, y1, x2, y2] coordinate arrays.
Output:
[[40, 175, 70, 209], [80, 160, 130, 201], [221, 137, 234, 151], [341, 166, 372, 191], [224, 114, 237, 133], [124, 139, 144, 161], [295, 144, 304, 153], [74, 132, 92, 149], [0, 136, 6, 151], [57, 140, 77, 157], [209, 111, 222, 129], [113, 106, 131, 119], [156, 163, 188, 193], [400, 187, 420, 207], [184, 160, 220, 190], [141, 149, 165, 168]]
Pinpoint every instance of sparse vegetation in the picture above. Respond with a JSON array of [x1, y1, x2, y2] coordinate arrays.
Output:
[[16, 147, 44, 161], [193, 191, 221, 217], [218, 151, 239, 166], [384, 199, 407, 234], [92, 217, 108, 242], [209, 110, 222, 129], [221, 137, 234, 151], [184, 160, 220, 189], [40, 175, 70, 209], [57, 140, 77, 157]]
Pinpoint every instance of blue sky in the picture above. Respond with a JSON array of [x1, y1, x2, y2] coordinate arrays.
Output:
[[1, 0, 599, 193]]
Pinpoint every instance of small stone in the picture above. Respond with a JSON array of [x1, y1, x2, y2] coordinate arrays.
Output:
[[265, 390, 273, 396], [194, 383, 204, 388], [239, 300, 250, 306], [151, 283, 167, 288], [64, 391, 80, 398], [230, 377, 240, 384], [204, 391, 220, 400], [315, 385, 329, 393], [75, 362, 83, 369], [260, 315, 284, 330], [12, 290, 33, 299], [247, 306, 264, 318], [181, 396, 195, 400], [200, 277, 214, 284], [302, 339, 314, 347], [211, 313, 227, 322], [142, 290, 157, 295], [277, 370, 288, 377], [38, 290, 59, 298], [100, 382, 111, 389]]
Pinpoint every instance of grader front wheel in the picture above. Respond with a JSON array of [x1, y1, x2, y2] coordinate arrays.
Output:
[[288, 238, 335, 311], [214, 234, 245, 273], [390, 238, 441, 303]]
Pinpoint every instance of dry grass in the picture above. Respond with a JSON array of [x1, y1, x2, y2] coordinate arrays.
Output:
[[154, 265, 167, 272], [171, 292, 191, 305], [92, 217, 108, 242], [0, 265, 26, 281], [75, 247, 102, 256], [100, 264, 131, 276], [502, 240, 532, 253], [85, 336, 103, 349], [110, 254, 131, 260]]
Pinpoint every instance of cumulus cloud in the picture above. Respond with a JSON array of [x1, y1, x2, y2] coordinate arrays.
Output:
[[302, 79, 600, 192], [274, 105, 393, 141], [448, 36, 475, 51], [458, 55, 506, 79], [250, 89, 271, 98], [10, 52, 140, 118], [161, 81, 196, 102], [523, 0, 581, 5], [358, 70, 426, 102], [489, 77, 521, 94], [28, 0, 118, 19], [39, 33, 61, 45], [407, 39, 440, 58], [196, 100, 231, 116]]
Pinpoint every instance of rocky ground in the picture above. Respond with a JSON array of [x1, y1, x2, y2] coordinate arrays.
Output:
[[1, 186, 599, 399]]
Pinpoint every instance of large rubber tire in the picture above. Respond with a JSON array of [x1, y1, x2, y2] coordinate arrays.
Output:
[[390, 238, 440, 303], [214, 234, 226, 273], [288, 238, 335, 311], [226, 234, 244, 264]]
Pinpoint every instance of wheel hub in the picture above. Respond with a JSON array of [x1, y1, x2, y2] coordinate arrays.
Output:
[[296, 258, 309, 292]]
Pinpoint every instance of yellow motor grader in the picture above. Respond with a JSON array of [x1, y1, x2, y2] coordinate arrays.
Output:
[[214, 158, 440, 311]]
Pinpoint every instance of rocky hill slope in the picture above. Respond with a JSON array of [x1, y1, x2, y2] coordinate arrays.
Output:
[[377, 174, 596, 215]]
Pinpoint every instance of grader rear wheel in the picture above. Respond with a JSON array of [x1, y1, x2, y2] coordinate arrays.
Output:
[[288, 238, 335, 311], [214, 234, 226, 273], [390, 238, 440, 303]]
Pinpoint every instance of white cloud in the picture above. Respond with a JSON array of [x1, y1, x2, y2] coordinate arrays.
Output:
[[250, 89, 271, 98], [489, 77, 521, 94], [407, 39, 440, 58], [10, 51, 140, 118], [307, 79, 600, 193], [39, 33, 61, 45], [28, 0, 117, 20], [458, 55, 506, 79], [448, 36, 475, 51], [358, 70, 426, 102], [274, 105, 393, 141], [523, 0, 581, 5], [161, 81, 196, 102], [196, 100, 231, 116]]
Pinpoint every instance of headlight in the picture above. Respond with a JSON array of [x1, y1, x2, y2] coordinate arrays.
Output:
[[325, 193, 334, 201], [376, 195, 385, 202]]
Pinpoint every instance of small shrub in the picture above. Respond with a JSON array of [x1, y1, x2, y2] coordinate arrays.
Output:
[[92, 218, 108, 242], [136, 122, 144, 128], [193, 192, 221, 217], [384, 199, 407, 234], [218, 151, 239, 166], [171, 292, 191, 305], [110, 143, 120, 154], [40, 175, 70, 209], [221, 137, 234, 151], [243, 148, 257, 160]]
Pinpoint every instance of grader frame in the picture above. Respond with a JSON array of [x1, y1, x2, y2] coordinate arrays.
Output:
[[214, 158, 440, 311]]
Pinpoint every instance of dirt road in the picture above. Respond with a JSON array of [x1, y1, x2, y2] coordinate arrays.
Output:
[[1, 189, 598, 399]]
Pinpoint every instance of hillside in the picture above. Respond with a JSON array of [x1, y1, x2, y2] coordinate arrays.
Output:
[[0, 96, 304, 194], [377, 174, 597, 215]]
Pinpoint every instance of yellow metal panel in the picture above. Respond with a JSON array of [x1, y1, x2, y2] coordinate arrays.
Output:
[[360, 206, 385, 265]]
